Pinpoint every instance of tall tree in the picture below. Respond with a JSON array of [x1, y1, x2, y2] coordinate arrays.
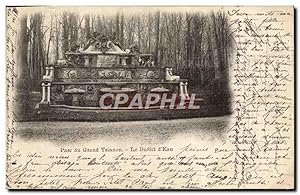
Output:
[[137, 16, 141, 48], [46, 14, 54, 64], [18, 15, 29, 80], [185, 13, 192, 71], [27, 13, 44, 84], [54, 14, 60, 62], [120, 13, 124, 48], [147, 13, 152, 53], [84, 14, 90, 40], [16, 14, 30, 119], [154, 11, 160, 66], [62, 13, 69, 58], [115, 12, 120, 40], [69, 13, 78, 45]]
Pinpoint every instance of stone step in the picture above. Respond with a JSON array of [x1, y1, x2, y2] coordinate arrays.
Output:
[[30, 92, 42, 99]]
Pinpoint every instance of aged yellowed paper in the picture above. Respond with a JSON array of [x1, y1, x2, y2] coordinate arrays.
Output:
[[6, 6, 294, 190]]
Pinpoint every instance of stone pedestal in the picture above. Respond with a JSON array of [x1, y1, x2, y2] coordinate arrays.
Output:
[[38, 102, 50, 109]]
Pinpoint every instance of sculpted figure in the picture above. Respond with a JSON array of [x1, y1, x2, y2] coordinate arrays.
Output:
[[83, 31, 99, 50], [129, 44, 140, 54]]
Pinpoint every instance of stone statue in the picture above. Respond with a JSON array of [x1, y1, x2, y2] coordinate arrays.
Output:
[[129, 44, 140, 54]]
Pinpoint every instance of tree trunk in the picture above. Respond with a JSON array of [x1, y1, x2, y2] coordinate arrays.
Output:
[[116, 12, 120, 39], [137, 17, 141, 47], [62, 13, 69, 58], [46, 15, 53, 64], [69, 13, 78, 45], [120, 13, 124, 48], [186, 13, 191, 70], [154, 11, 160, 66], [16, 14, 30, 120], [212, 13, 222, 79], [55, 15, 59, 62], [18, 15, 29, 80], [85, 15, 90, 40], [147, 13, 151, 53]]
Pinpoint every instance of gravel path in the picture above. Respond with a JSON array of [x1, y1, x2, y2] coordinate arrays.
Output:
[[16, 116, 231, 145]]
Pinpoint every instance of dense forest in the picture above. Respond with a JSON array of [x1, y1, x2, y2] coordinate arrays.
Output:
[[16, 9, 233, 117], [19, 10, 233, 86]]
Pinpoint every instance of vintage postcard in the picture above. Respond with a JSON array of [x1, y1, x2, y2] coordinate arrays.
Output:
[[6, 6, 294, 190]]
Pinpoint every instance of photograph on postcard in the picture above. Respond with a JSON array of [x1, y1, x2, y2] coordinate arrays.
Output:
[[6, 6, 294, 190]]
